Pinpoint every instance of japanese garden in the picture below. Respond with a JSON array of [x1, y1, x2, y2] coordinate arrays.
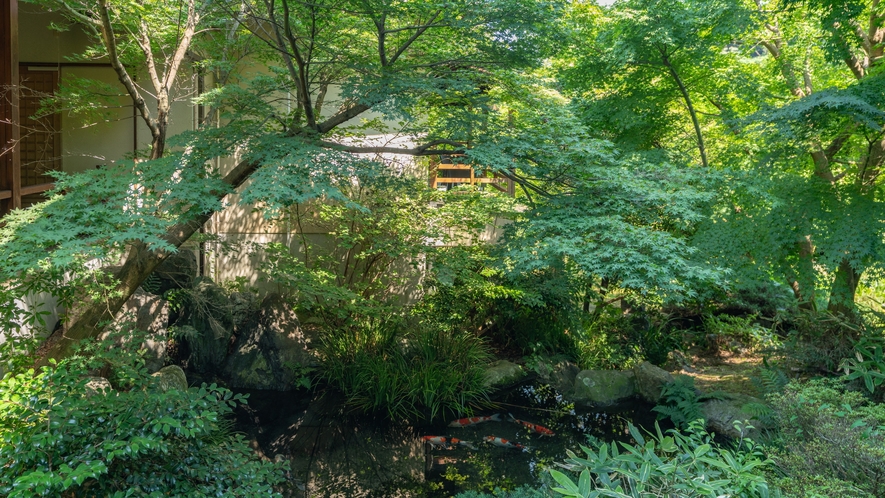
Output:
[[1, 0, 885, 496]]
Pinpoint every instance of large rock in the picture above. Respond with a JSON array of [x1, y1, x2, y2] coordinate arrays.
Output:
[[229, 291, 259, 333], [181, 278, 234, 375], [109, 288, 169, 373], [702, 393, 768, 439], [483, 360, 525, 388], [573, 370, 636, 405], [632, 361, 674, 404], [535, 358, 580, 396], [149, 250, 198, 295], [222, 293, 317, 390], [152, 365, 189, 391]]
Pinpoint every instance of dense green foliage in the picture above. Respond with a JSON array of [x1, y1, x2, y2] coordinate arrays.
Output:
[[0, 328, 284, 496], [652, 375, 725, 430], [767, 379, 885, 497], [318, 317, 493, 421], [550, 421, 774, 498], [4, 0, 885, 494]]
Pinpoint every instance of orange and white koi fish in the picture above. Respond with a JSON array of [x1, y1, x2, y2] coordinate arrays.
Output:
[[508, 413, 555, 436], [421, 436, 477, 450], [483, 436, 530, 452], [448, 413, 502, 428]]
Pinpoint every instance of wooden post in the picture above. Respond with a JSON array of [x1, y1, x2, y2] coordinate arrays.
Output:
[[0, 0, 19, 215]]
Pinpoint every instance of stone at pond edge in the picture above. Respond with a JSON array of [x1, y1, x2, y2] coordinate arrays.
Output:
[[702, 393, 768, 439], [108, 288, 169, 373], [221, 293, 318, 391], [573, 370, 636, 405], [483, 360, 525, 388], [152, 365, 188, 391], [534, 358, 580, 397], [633, 361, 674, 404]]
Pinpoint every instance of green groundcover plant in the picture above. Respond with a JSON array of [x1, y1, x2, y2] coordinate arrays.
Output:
[[550, 420, 775, 498], [0, 326, 285, 497]]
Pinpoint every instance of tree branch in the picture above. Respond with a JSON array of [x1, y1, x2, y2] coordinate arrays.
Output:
[[313, 138, 464, 156], [96, 0, 158, 139], [316, 103, 372, 133]]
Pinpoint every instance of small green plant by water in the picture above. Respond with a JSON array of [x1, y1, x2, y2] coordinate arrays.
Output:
[[549, 420, 774, 498], [652, 374, 725, 429]]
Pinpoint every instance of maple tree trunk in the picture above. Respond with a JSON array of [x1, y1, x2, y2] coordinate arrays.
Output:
[[41, 159, 259, 364], [794, 235, 816, 310], [827, 258, 861, 317]]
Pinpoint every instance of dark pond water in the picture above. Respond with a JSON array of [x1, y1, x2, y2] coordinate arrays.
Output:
[[421, 382, 669, 496], [234, 380, 670, 497]]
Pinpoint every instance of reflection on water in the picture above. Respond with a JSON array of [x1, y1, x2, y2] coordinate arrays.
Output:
[[234, 381, 668, 497], [422, 382, 668, 496]]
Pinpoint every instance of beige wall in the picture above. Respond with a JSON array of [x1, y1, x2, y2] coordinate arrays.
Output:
[[19, 4, 197, 174]]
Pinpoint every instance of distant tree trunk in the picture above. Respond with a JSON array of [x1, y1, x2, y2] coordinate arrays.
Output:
[[827, 259, 861, 317], [660, 51, 708, 168], [795, 235, 816, 310]]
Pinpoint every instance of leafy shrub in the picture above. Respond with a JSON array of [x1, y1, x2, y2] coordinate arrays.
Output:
[[752, 360, 790, 396], [549, 420, 774, 498], [701, 313, 778, 356], [319, 316, 493, 421], [574, 308, 644, 370], [773, 309, 859, 371], [0, 326, 285, 497], [767, 379, 885, 497], [840, 335, 885, 399], [631, 315, 682, 366], [652, 374, 725, 429]]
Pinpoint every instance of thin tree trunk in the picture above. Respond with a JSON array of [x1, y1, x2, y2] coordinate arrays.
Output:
[[827, 259, 861, 317], [789, 235, 816, 309], [660, 52, 708, 167]]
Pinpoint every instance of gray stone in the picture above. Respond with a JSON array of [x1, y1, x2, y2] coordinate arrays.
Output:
[[483, 360, 525, 388], [573, 370, 636, 405], [150, 250, 198, 294], [182, 278, 234, 374], [221, 293, 317, 390], [535, 358, 580, 396], [109, 288, 169, 373], [85, 376, 112, 395], [633, 361, 674, 404], [152, 365, 189, 391], [702, 393, 768, 439], [229, 291, 259, 333]]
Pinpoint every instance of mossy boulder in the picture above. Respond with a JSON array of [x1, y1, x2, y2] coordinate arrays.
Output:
[[633, 361, 674, 404], [109, 288, 169, 373], [222, 293, 316, 391], [483, 360, 525, 388], [181, 278, 234, 375], [152, 365, 189, 391], [534, 358, 580, 397], [573, 370, 636, 405]]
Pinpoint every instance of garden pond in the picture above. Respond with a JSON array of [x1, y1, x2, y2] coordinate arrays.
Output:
[[234, 379, 670, 497]]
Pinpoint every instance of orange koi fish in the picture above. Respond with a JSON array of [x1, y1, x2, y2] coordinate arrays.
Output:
[[508, 413, 555, 436], [421, 436, 477, 450], [448, 413, 501, 427], [483, 436, 530, 452]]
